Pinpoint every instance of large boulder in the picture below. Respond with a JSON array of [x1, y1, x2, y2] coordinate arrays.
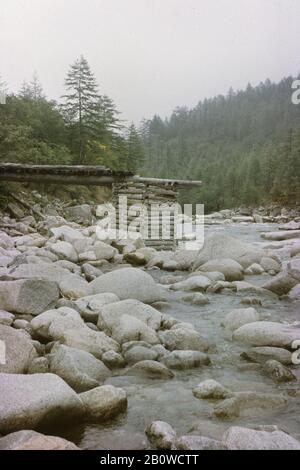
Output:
[[50, 241, 78, 263], [193, 233, 264, 269], [0, 310, 15, 326], [0, 430, 79, 450], [63, 204, 93, 225], [31, 307, 85, 341], [198, 258, 244, 281], [127, 360, 174, 379], [60, 327, 120, 359], [241, 347, 292, 365], [79, 385, 127, 420], [98, 299, 162, 332], [222, 426, 300, 450], [0, 279, 59, 315], [124, 344, 158, 364], [174, 435, 225, 450], [50, 225, 86, 244], [221, 307, 260, 331], [214, 392, 288, 418], [48, 344, 111, 392], [261, 230, 300, 241], [105, 314, 160, 345], [0, 373, 84, 434], [146, 421, 176, 449], [263, 271, 298, 296], [288, 284, 300, 301], [233, 321, 300, 348], [93, 241, 117, 261], [192, 379, 232, 400], [159, 328, 210, 352], [169, 276, 211, 292], [0, 325, 36, 373], [161, 350, 210, 369], [287, 258, 300, 282], [262, 360, 296, 383], [90, 268, 165, 303], [75, 292, 119, 322]]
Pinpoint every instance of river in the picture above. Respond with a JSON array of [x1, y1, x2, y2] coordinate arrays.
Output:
[[47, 222, 300, 449]]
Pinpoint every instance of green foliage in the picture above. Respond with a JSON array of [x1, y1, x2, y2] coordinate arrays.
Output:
[[0, 63, 138, 170], [123, 123, 145, 172], [141, 76, 300, 210]]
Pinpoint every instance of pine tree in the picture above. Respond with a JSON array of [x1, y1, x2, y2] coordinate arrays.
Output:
[[19, 72, 44, 101], [0, 76, 7, 104], [61, 56, 100, 163], [125, 123, 145, 172]]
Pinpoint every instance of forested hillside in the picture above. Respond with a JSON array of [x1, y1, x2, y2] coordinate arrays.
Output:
[[0, 56, 144, 172], [140, 77, 300, 211]]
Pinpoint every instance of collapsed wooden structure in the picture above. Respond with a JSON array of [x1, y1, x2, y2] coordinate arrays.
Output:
[[0, 163, 202, 250]]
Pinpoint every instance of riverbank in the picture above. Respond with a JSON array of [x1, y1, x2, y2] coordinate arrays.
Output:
[[0, 199, 299, 450]]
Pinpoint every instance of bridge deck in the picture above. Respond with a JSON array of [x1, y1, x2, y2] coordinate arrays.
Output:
[[0, 163, 202, 188]]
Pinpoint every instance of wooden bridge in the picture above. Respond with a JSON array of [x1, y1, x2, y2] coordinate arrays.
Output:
[[0, 163, 202, 250], [0, 163, 202, 188]]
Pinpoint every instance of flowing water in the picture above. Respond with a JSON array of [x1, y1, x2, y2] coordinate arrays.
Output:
[[51, 223, 300, 449]]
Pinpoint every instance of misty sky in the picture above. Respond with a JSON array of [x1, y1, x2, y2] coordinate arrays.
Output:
[[1, 0, 300, 124]]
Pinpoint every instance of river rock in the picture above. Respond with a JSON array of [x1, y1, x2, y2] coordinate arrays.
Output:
[[64, 204, 93, 224], [174, 435, 225, 450], [261, 230, 300, 241], [0, 325, 37, 373], [288, 284, 300, 301], [222, 426, 300, 450], [49, 344, 111, 392], [0, 373, 84, 434], [59, 276, 93, 300], [79, 384, 127, 420], [50, 241, 78, 263], [146, 421, 176, 449], [0, 310, 15, 326], [161, 350, 210, 369], [124, 345, 159, 364], [241, 347, 292, 365], [287, 258, 300, 282], [192, 379, 232, 400], [28, 356, 49, 374], [182, 293, 210, 305], [244, 263, 265, 275], [159, 328, 210, 353], [193, 233, 264, 270], [198, 258, 244, 281], [90, 267, 165, 303], [221, 307, 260, 331], [260, 257, 281, 274], [0, 279, 59, 315], [61, 327, 120, 359], [98, 299, 162, 332], [93, 241, 117, 261], [102, 350, 126, 369], [0, 430, 79, 450], [233, 321, 300, 348], [214, 391, 288, 418], [262, 360, 296, 383], [263, 271, 298, 296], [31, 307, 85, 341], [170, 276, 211, 292], [126, 360, 174, 379], [81, 263, 103, 281]]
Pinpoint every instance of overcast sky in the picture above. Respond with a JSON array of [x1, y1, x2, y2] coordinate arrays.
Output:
[[1, 0, 300, 124]]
